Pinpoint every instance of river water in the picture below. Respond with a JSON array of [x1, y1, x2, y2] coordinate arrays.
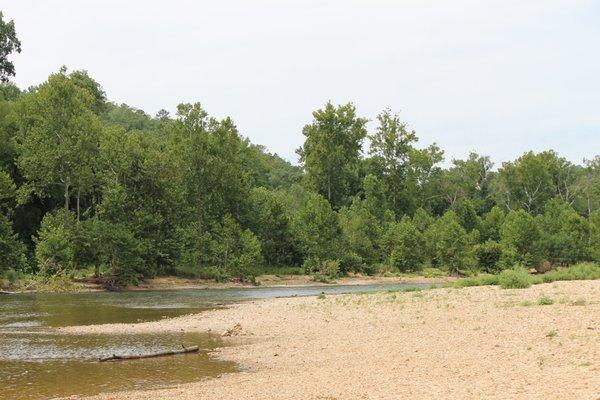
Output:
[[0, 283, 427, 399]]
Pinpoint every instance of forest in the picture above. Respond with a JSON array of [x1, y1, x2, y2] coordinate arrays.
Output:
[[0, 17, 599, 288], [0, 67, 599, 287]]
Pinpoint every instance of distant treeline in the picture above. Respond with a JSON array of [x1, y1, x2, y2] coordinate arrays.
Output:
[[0, 69, 599, 285]]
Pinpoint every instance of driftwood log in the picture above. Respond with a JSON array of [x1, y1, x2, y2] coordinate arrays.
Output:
[[99, 345, 199, 362]]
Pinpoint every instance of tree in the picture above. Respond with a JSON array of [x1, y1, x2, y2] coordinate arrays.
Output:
[[339, 197, 381, 265], [205, 215, 263, 282], [0, 12, 21, 82], [382, 216, 425, 272], [481, 206, 505, 242], [0, 213, 26, 273], [425, 211, 475, 274], [297, 102, 367, 208], [368, 109, 417, 214], [172, 103, 250, 238], [442, 153, 493, 212], [493, 151, 578, 214], [246, 187, 299, 267], [14, 68, 101, 220], [291, 192, 341, 262], [405, 144, 445, 214], [500, 210, 544, 267], [34, 210, 75, 274], [537, 199, 590, 266], [590, 210, 600, 262], [451, 197, 482, 233]]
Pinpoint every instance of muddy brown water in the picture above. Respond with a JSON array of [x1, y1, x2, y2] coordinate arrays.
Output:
[[0, 283, 427, 399]]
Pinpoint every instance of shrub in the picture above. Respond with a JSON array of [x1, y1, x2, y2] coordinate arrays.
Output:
[[338, 252, 364, 275], [425, 211, 476, 275], [500, 210, 545, 267], [498, 267, 532, 289], [383, 217, 425, 272], [34, 211, 75, 275], [474, 240, 504, 273], [304, 258, 341, 282], [537, 296, 554, 305], [0, 214, 27, 274]]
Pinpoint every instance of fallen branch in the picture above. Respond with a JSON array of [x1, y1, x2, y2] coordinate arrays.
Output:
[[99, 345, 199, 362]]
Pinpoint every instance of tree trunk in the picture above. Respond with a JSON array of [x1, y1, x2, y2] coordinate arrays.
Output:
[[99, 345, 199, 362], [64, 179, 70, 213], [76, 186, 81, 223]]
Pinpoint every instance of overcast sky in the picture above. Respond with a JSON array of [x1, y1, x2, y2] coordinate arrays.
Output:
[[2, 0, 599, 165]]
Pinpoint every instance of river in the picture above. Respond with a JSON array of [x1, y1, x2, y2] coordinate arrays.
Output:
[[0, 283, 427, 399]]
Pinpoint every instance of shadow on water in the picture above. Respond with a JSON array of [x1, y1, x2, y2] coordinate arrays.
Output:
[[0, 283, 427, 399]]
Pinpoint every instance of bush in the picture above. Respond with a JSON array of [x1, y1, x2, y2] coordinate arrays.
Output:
[[453, 274, 499, 288], [383, 217, 425, 272], [2, 268, 19, 285], [498, 267, 532, 289], [425, 211, 476, 275], [0, 214, 27, 274], [474, 240, 504, 273], [338, 252, 364, 275], [305, 258, 340, 282], [500, 210, 545, 267], [34, 211, 75, 275], [537, 296, 554, 305]]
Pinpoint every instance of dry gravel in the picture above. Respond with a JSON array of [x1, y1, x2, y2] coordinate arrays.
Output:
[[66, 280, 600, 400]]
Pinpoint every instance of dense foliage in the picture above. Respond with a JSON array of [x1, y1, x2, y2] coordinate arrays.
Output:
[[1, 19, 599, 286]]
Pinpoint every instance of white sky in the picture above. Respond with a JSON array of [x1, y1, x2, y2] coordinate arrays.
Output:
[[2, 0, 599, 165]]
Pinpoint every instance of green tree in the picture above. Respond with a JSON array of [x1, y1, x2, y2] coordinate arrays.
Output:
[[206, 215, 263, 282], [589, 210, 600, 262], [494, 151, 578, 214], [339, 197, 381, 265], [481, 206, 505, 242], [14, 69, 101, 220], [500, 210, 544, 267], [368, 109, 417, 214], [297, 102, 367, 208], [451, 197, 482, 233], [34, 210, 75, 274], [425, 211, 475, 274], [0, 12, 21, 82], [537, 199, 590, 265], [0, 213, 27, 273], [382, 216, 425, 272], [291, 192, 341, 262], [246, 187, 299, 267]]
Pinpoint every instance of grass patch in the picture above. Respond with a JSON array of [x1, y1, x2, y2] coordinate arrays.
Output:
[[453, 263, 599, 290], [546, 330, 558, 338], [537, 296, 554, 305], [520, 300, 534, 307], [499, 267, 532, 289]]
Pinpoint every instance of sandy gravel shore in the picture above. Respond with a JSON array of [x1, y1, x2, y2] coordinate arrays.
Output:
[[67, 280, 600, 400]]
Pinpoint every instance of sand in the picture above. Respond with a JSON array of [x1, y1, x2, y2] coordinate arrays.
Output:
[[65, 280, 600, 400]]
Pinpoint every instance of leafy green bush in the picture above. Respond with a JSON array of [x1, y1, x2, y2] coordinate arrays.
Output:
[[453, 274, 499, 288], [34, 211, 75, 275], [425, 211, 475, 275], [474, 240, 504, 273], [305, 258, 340, 282], [537, 296, 554, 305], [0, 214, 27, 274], [338, 252, 364, 275], [498, 267, 532, 289], [383, 217, 425, 272]]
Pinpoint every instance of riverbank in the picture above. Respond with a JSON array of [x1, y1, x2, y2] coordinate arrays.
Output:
[[1, 273, 449, 294], [66, 280, 600, 400]]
